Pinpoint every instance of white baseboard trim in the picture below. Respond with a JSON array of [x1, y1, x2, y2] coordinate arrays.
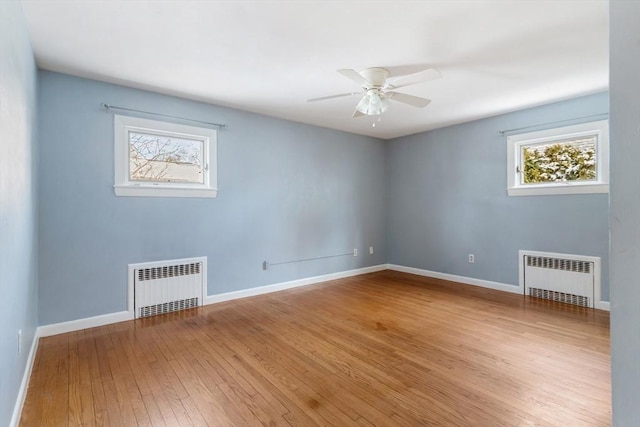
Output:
[[387, 264, 523, 294], [36, 264, 389, 338], [9, 329, 40, 427], [387, 264, 611, 311], [38, 310, 134, 338], [33, 263, 610, 338], [205, 264, 388, 305]]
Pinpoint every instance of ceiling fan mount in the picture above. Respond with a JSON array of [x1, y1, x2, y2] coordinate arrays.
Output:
[[307, 66, 441, 118], [358, 67, 390, 88]]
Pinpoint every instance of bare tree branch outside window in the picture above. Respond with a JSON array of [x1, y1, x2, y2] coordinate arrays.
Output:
[[129, 132, 204, 183]]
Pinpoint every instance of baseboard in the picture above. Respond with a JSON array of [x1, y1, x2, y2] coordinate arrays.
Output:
[[37, 264, 389, 337], [9, 329, 40, 427], [35, 264, 611, 337], [387, 264, 611, 311], [38, 310, 134, 338], [205, 264, 388, 305], [387, 264, 523, 294]]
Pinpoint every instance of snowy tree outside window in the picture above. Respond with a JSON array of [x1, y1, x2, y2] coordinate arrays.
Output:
[[507, 120, 608, 196], [521, 135, 597, 184]]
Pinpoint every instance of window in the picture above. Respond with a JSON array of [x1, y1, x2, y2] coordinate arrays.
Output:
[[507, 120, 608, 196], [114, 115, 217, 198]]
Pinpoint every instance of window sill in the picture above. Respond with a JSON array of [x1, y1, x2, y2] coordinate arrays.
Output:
[[114, 185, 218, 198], [507, 183, 608, 196]]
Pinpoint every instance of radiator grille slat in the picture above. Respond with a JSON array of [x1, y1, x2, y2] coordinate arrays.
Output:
[[529, 288, 590, 307], [526, 256, 591, 273], [137, 262, 201, 281], [139, 297, 199, 318]]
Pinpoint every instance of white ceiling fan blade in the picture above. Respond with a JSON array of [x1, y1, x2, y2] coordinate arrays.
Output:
[[386, 68, 442, 90], [337, 69, 370, 86], [306, 92, 361, 102], [352, 109, 365, 118], [386, 92, 432, 108]]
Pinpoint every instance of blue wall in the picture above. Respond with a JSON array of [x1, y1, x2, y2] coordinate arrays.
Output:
[[37, 71, 612, 326], [0, 1, 39, 425], [609, 0, 640, 424], [387, 92, 610, 300], [37, 71, 388, 325]]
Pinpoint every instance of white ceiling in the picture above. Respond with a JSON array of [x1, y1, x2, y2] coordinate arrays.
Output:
[[21, 0, 609, 140]]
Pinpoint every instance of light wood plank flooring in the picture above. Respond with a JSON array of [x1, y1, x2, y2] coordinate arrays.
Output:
[[20, 270, 611, 426]]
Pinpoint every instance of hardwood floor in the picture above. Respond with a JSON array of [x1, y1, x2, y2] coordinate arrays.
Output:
[[20, 270, 611, 426]]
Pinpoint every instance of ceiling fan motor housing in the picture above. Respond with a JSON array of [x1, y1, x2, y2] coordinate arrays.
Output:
[[359, 67, 390, 88]]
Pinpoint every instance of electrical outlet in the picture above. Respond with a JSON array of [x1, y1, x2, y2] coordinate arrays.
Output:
[[353, 248, 358, 256], [18, 329, 22, 354], [369, 246, 374, 255], [468, 254, 475, 263]]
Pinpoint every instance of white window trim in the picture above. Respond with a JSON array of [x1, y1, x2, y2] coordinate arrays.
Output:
[[506, 120, 609, 196], [114, 114, 217, 198]]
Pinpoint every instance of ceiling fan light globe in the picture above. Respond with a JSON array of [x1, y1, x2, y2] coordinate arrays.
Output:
[[379, 95, 390, 112], [356, 91, 390, 116], [355, 96, 370, 114]]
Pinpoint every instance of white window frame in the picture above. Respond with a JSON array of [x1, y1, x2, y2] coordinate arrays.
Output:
[[506, 120, 609, 196], [114, 115, 217, 198]]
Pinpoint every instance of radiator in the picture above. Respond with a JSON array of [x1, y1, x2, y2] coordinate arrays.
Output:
[[132, 257, 205, 318], [521, 251, 598, 308]]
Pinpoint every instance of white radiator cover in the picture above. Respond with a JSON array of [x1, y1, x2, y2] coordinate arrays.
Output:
[[128, 257, 206, 318], [519, 250, 600, 308]]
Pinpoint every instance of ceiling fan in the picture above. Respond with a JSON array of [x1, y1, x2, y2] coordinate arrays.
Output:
[[307, 67, 442, 117]]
